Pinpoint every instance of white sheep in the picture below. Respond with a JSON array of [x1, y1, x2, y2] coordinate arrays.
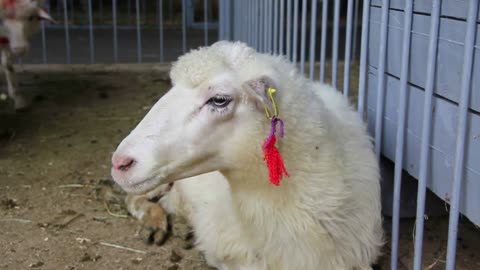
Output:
[[112, 41, 384, 270], [0, 0, 54, 109]]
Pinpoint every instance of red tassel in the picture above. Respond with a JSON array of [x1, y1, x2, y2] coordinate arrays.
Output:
[[262, 120, 289, 186]]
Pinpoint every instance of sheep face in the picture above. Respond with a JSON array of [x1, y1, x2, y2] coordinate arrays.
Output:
[[112, 72, 269, 194], [0, 0, 55, 55]]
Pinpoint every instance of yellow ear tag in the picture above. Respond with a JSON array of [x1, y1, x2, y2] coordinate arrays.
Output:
[[264, 87, 279, 120]]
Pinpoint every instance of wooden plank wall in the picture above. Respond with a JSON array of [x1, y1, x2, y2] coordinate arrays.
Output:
[[367, 1, 480, 226]]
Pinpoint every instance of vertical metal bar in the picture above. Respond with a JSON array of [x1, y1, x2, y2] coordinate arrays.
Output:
[[331, 0, 340, 88], [182, 0, 187, 52], [248, 0, 253, 45], [413, 1, 441, 268], [308, 0, 318, 80], [357, 0, 370, 117], [299, 0, 307, 73], [286, 0, 292, 59], [263, 0, 268, 52], [342, 0, 354, 96], [112, 0, 118, 63], [63, 0, 71, 64], [252, 0, 257, 49], [42, 1, 50, 64], [204, 0, 208, 46], [374, 0, 390, 160], [279, 0, 285, 55], [87, 0, 95, 64], [319, 0, 328, 82], [292, 0, 299, 63], [391, 1, 413, 270], [159, 0, 164, 62], [135, 0, 142, 63], [273, 0, 278, 54], [446, 1, 479, 269], [268, 0, 273, 53], [218, 0, 223, 40], [41, 20, 47, 64], [352, 0, 360, 60]]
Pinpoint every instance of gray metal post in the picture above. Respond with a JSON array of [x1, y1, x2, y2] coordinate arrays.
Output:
[[445, 1, 479, 269], [135, 0, 142, 63], [63, 0, 71, 64], [273, 0, 279, 54], [159, 0, 164, 62], [88, 0, 95, 64], [279, 0, 285, 55], [112, 0, 118, 63], [374, 0, 390, 160], [299, 0, 307, 73], [41, 21, 47, 64], [292, 0, 299, 63], [308, 0, 318, 80], [352, 0, 360, 60], [182, 0, 187, 52], [391, 1, 413, 270], [204, 0, 209, 46], [331, 0, 340, 88], [413, 2, 441, 269], [357, 0, 370, 117], [286, 0, 292, 59], [319, 0, 328, 82], [342, 0, 354, 96]]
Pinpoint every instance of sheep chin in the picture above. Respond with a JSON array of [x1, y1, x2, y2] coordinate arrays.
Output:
[[122, 175, 165, 195]]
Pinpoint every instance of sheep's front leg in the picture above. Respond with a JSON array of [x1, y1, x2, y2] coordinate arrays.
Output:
[[125, 193, 170, 245], [1, 49, 29, 110]]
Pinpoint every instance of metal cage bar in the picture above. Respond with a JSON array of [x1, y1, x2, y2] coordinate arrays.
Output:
[[112, 0, 118, 63], [292, 0, 299, 63], [286, 0, 292, 60], [342, 0, 354, 97], [299, 0, 308, 73], [319, 0, 328, 82], [62, 0, 71, 64], [308, 0, 318, 80], [182, 0, 187, 53], [413, 2, 441, 269], [159, 0, 164, 62], [357, 0, 370, 117], [445, 1, 479, 269], [374, 0, 390, 160], [204, 0, 209, 46], [87, 0, 95, 64], [391, 1, 413, 270], [331, 0, 340, 88], [135, 0, 142, 63], [279, 0, 285, 55]]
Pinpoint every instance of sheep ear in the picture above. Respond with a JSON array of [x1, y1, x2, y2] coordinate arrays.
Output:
[[243, 76, 277, 112], [38, 8, 57, 24]]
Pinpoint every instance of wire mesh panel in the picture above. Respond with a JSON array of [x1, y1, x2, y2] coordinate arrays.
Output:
[[22, 0, 221, 64]]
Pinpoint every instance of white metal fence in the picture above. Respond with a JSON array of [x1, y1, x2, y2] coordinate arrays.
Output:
[[20, 1, 480, 269]]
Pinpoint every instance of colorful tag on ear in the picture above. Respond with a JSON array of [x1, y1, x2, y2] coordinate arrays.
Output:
[[262, 87, 289, 186]]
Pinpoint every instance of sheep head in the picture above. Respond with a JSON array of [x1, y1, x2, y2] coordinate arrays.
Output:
[[0, 0, 55, 55], [112, 41, 285, 194]]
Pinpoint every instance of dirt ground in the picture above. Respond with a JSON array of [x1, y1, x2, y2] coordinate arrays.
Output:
[[0, 68, 479, 270]]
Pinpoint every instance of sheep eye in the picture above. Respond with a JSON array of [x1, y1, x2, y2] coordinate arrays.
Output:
[[208, 95, 232, 109]]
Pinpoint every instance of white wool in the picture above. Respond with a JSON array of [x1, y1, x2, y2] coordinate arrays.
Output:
[[158, 41, 383, 269]]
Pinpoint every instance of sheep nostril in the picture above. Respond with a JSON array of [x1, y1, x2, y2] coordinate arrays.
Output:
[[113, 156, 136, 172]]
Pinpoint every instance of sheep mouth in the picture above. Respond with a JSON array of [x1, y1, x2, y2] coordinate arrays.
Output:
[[123, 176, 164, 194]]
